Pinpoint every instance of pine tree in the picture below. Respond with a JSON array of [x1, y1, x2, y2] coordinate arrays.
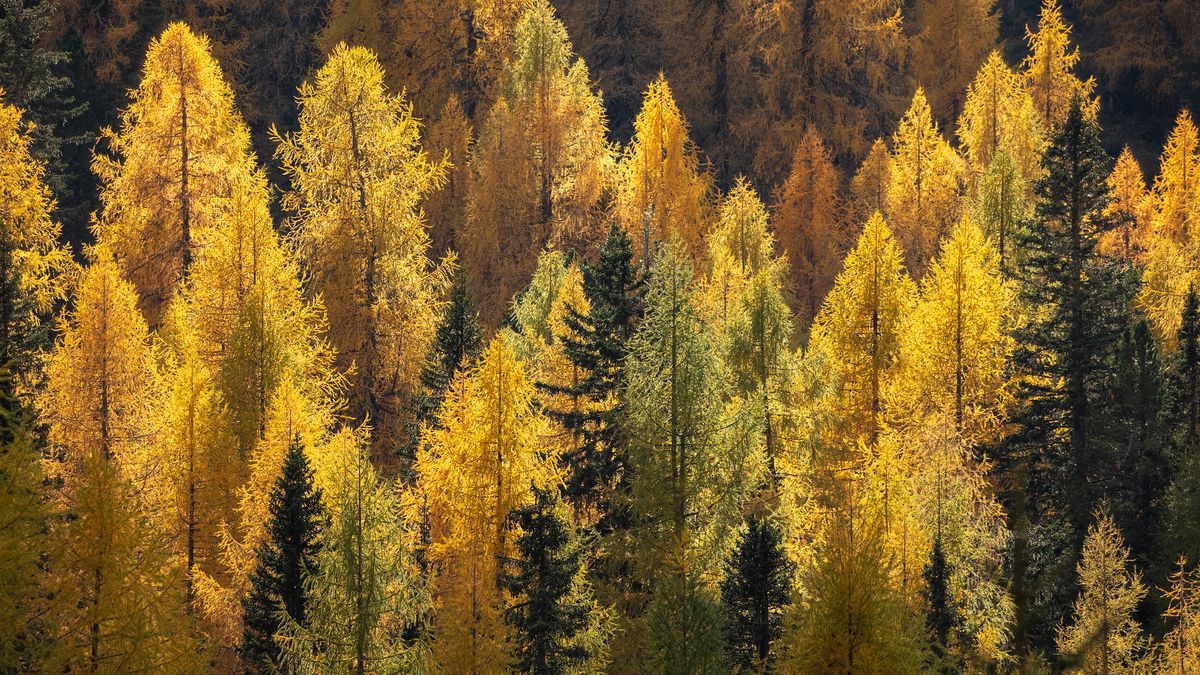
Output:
[[241, 439, 324, 672], [885, 88, 964, 276], [1056, 507, 1148, 674], [614, 75, 710, 265], [541, 223, 642, 516], [501, 485, 611, 674], [720, 515, 794, 672], [1005, 97, 1137, 653], [415, 266, 483, 433], [277, 42, 449, 454], [1021, 0, 1098, 128], [1164, 287, 1200, 565]]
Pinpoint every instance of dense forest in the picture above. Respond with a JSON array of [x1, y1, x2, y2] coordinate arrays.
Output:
[[2, 0, 1200, 672]]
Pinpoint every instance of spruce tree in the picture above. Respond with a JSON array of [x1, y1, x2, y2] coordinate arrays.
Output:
[[1003, 96, 1139, 654], [1164, 287, 1200, 565], [719, 515, 794, 672], [500, 486, 597, 675], [415, 267, 483, 431], [924, 535, 959, 673], [541, 223, 642, 514], [241, 439, 324, 672]]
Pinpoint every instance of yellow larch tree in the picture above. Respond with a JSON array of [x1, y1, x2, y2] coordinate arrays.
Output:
[[774, 126, 845, 329], [910, 0, 998, 123], [276, 42, 449, 453], [809, 212, 917, 446], [886, 88, 965, 277], [1160, 558, 1200, 673], [464, 0, 612, 327], [894, 216, 1016, 445], [615, 75, 711, 268], [1056, 507, 1150, 674], [957, 51, 1044, 180], [0, 91, 72, 388], [1021, 0, 1098, 129], [423, 96, 473, 258], [40, 250, 201, 671], [850, 138, 892, 224], [1139, 112, 1200, 348], [416, 333, 560, 673], [91, 22, 259, 325], [1100, 147, 1152, 260]]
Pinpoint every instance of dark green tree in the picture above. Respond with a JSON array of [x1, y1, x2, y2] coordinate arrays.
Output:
[[241, 439, 324, 672], [1163, 287, 1200, 567], [500, 485, 596, 675], [719, 514, 793, 672], [1002, 96, 1138, 655], [0, 0, 84, 223], [540, 222, 642, 515], [415, 266, 483, 429], [923, 534, 959, 673]]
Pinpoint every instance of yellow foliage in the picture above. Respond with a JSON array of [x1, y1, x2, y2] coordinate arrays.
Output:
[[957, 51, 1044, 180], [1021, 0, 1098, 128]]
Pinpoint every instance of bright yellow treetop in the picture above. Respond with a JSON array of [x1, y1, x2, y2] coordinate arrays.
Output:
[[957, 51, 1043, 179], [1021, 0, 1098, 128]]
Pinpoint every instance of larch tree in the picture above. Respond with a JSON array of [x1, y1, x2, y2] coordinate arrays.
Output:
[[416, 333, 560, 673], [614, 75, 710, 267], [1099, 147, 1151, 261], [1160, 558, 1200, 673], [0, 91, 71, 389], [956, 51, 1043, 181], [276, 42, 449, 455], [240, 439, 324, 673], [850, 138, 891, 224], [91, 22, 258, 325], [910, 0, 998, 125], [1021, 0, 1098, 129], [885, 88, 965, 277], [41, 250, 200, 671], [281, 430, 428, 674], [1056, 508, 1148, 674], [971, 147, 1031, 274], [0, 361, 47, 666], [773, 126, 845, 330], [464, 0, 611, 327], [1150, 110, 1200, 244], [622, 240, 763, 673], [809, 212, 917, 446]]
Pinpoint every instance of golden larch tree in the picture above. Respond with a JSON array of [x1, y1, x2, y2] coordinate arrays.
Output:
[[1021, 0, 1098, 129], [615, 75, 711, 268], [92, 22, 260, 325], [1100, 147, 1152, 260], [885, 88, 965, 277], [774, 126, 845, 329], [850, 138, 892, 224], [957, 51, 1043, 180], [276, 42, 449, 452], [910, 0, 999, 124], [417, 333, 560, 672]]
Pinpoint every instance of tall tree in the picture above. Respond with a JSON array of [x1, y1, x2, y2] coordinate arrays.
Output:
[[1021, 0, 1098, 128], [849, 139, 891, 224], [614, 75, 710, 267], [885, 88, 964, 277], [416, 334, 561, 672], [1163, 288, 1200, 566], [277, 42, 449, 454], [0, 92, 70, 388], [773, 126, 845, 329], [414, 266, 483, 433], [241, 439, 324, 672], [1099, 147, 1151, 260], [1005, 98, 1136, 653], [956, 50, 1043, 181], [92, 22, 261, 325], [720, 515, 794, 672], [1160, 558, 1200, 673], [910, 0, 998, 125], [1055, 507, 1148, 673], [500, 485, 612, 674], [464, 0, 611, 326]]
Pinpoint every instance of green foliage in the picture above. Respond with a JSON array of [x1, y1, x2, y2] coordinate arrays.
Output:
[[719, 515, 794, 672]]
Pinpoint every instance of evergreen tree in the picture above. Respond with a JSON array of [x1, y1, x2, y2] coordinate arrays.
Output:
[[500, 485, 608, 674], [924, 535, 959, 673], [1164, 287, 1200, 565], [719, 515, 794, 672], [415, 267, 484, 433], [241, 439, 325, 672], [1004, 97, 1138, 654], [541, 223, 642, 514]]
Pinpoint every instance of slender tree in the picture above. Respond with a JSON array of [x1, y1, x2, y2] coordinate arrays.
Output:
[[719, 515, 794, 672]]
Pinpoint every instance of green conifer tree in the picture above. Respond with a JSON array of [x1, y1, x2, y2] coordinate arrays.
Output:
[[241, 439, 325, 672], [719, 515, 794, 672]]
